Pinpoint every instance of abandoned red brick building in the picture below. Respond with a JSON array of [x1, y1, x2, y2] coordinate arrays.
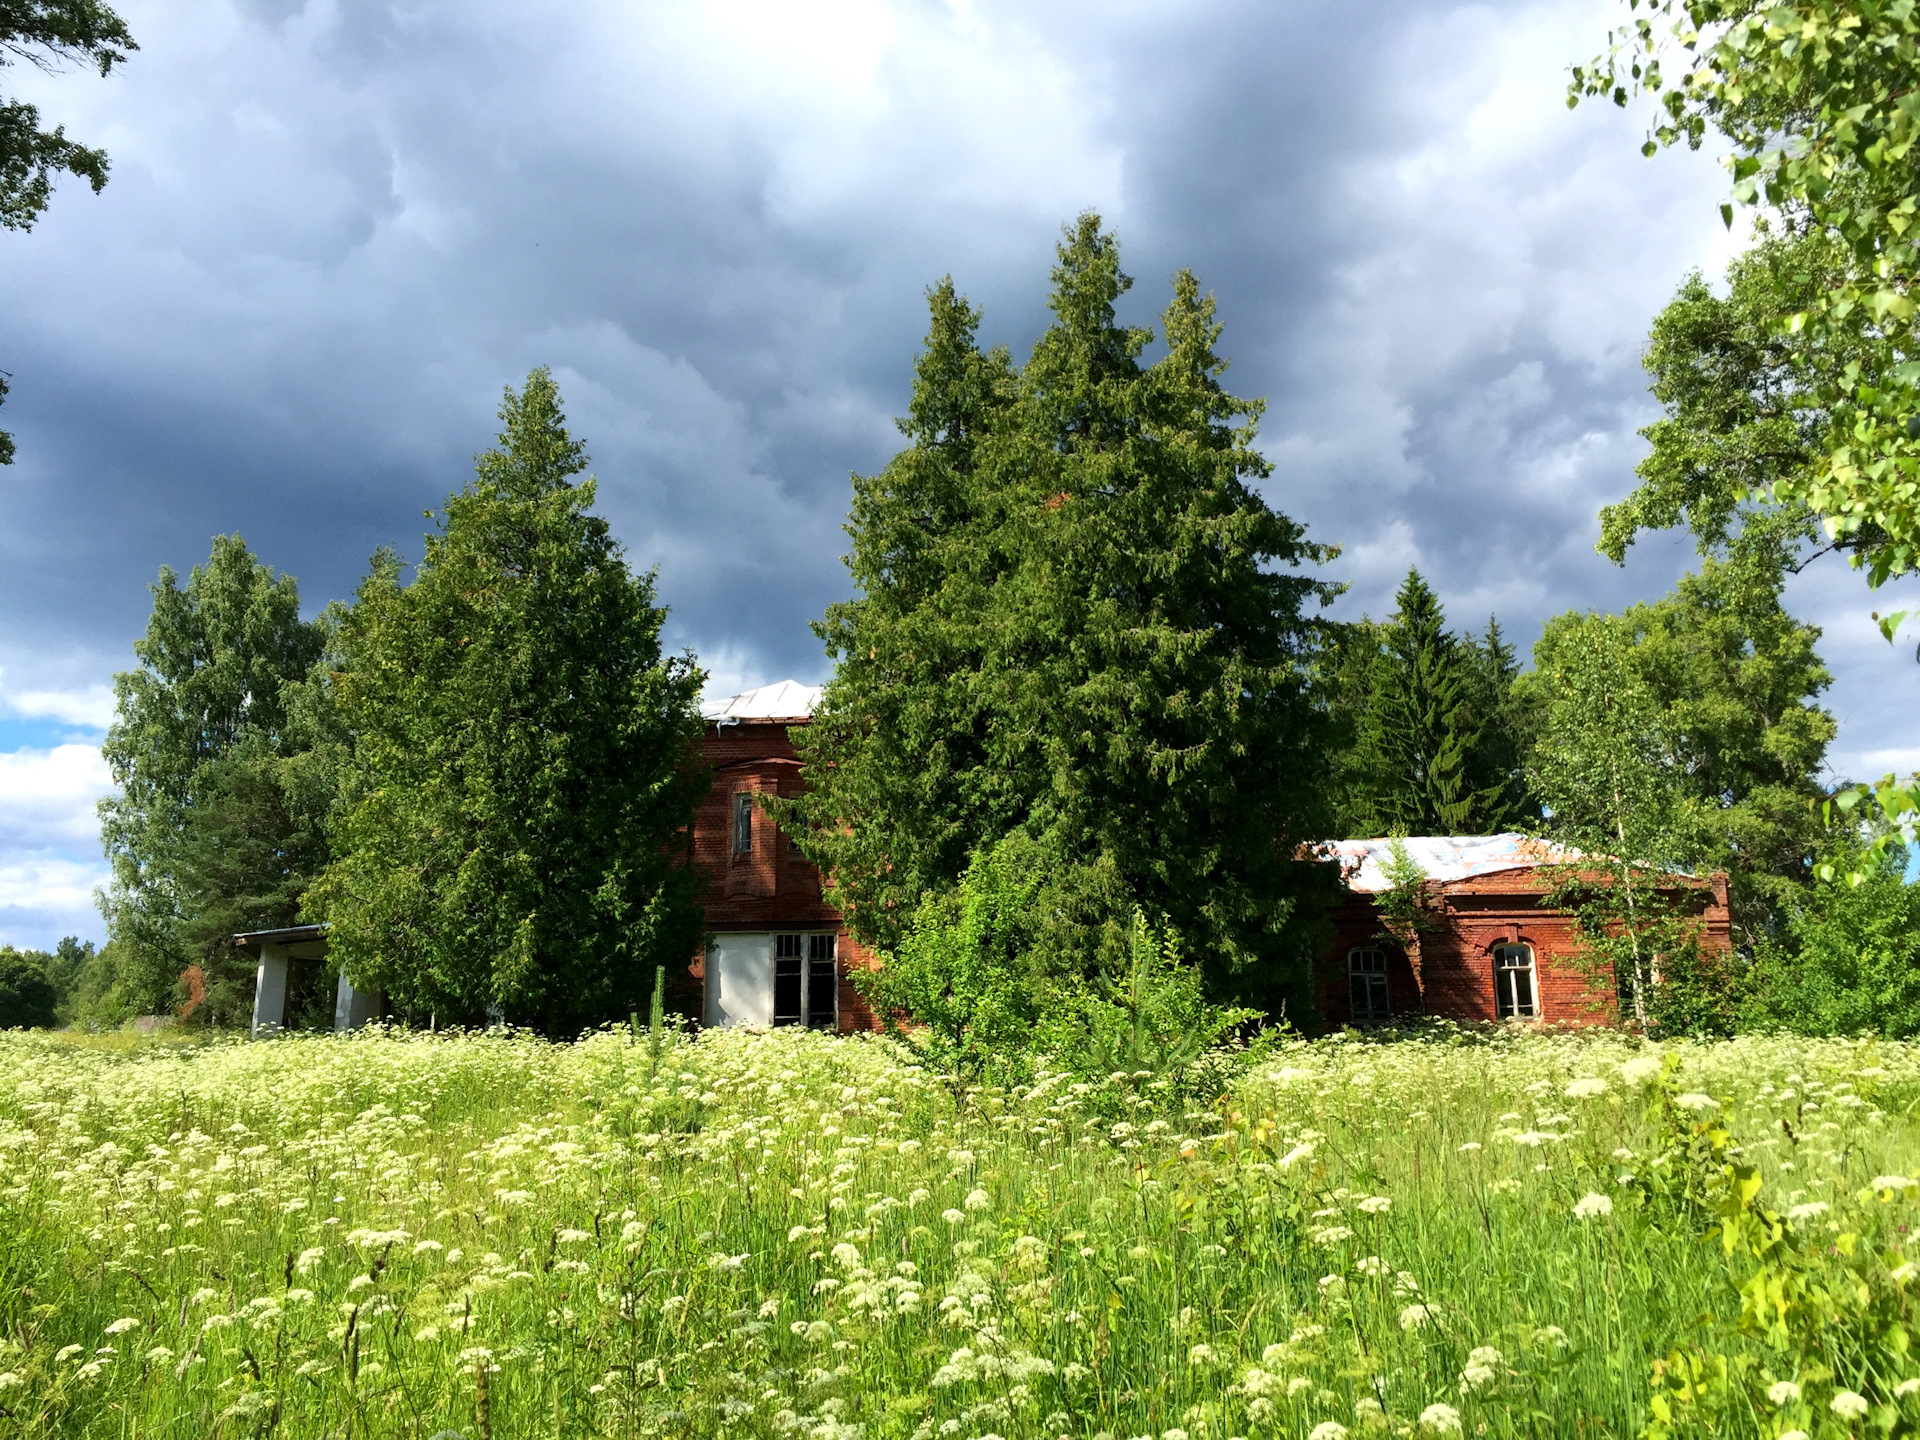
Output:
[[688, 684, 1734, 1031], [1316, 836, 1732, 1028]]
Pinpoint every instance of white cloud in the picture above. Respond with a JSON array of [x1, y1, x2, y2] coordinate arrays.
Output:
[[0, 745, 116, 851], [0, 857, 108, 950], [2, 685, 116, 729]]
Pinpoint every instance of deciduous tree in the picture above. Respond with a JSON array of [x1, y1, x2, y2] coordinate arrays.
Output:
[[99, 535, 327, 1019]]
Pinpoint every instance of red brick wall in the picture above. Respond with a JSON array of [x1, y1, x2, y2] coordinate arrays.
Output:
[[687, 719, 878, 1031], [1315, 868, 1730, 1028]]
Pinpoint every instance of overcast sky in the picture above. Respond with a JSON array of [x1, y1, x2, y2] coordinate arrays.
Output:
[[2, 0, 1915, 949]]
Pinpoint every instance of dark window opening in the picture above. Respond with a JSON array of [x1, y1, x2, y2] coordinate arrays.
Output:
[[807, 933, 837, 1029], [731, 792, 753, 857], [1347, 947, 1389, 1024], [773, 933, 803, 1024]]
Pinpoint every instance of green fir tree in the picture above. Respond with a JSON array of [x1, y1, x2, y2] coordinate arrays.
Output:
[[309, 370, 709, 1034]]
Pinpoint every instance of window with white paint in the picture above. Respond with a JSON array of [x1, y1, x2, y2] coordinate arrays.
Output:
[[772, 932, 837, 1029], [1493, 942, 1538, 1020], [1347, 947, 1390, 1024]]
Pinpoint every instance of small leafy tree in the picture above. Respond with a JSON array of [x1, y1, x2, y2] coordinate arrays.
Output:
[[1036, 908, 1260, 1089], [309, 370, 708, 1034], [1746, 838, 1920, 1037], [1526, 614, 1706, 1029], [854, 836, 1042, 1094]]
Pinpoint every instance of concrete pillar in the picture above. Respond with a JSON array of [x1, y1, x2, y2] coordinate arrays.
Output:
[[333, 973, 381, 1032], [251, 945, 290, 1037]]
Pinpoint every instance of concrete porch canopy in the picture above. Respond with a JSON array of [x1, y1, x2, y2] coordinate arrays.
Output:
[[233, 925, 382, 1035]]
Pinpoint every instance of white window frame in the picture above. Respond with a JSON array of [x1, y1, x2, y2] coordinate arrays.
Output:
[[772, 932, 838, 1030], [1493, 942, 1539, 1020], [1347, 947, 1390, 1024]]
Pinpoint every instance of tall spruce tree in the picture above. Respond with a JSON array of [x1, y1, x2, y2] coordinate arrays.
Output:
[[308, 370, 708, 1034], [791, 215, 1341, 1011], [780, 280, 1019, 944], [1343, 569, 1506, 836]]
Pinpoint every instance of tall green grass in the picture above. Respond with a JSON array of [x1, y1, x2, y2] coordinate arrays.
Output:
[[0, 1024, 1915, 1438]]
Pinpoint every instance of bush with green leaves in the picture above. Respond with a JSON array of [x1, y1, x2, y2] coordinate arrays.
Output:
[[0, 948, 56, 1029], [1745, 841, 1920, 1038]]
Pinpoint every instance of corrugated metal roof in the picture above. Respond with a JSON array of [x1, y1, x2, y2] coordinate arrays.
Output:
[[1322, 834, 1572, 892], [701, 679, 824, 722]]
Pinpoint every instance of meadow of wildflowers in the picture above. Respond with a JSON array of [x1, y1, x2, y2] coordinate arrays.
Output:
[[3, 1024, 1920, 1439]]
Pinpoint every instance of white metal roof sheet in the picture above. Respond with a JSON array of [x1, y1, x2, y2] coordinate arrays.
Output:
[[701, 679, 824, 721], [1322, 834, 1570, 892]]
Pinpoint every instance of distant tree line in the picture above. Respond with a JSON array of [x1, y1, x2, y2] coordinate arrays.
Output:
[[26, 216, 1917, 1043]]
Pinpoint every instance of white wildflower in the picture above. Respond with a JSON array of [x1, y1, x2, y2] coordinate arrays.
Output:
[[1565, 1077, 1609, 1099], [1420, 1402, 1463, 1435], [1897, 1378, 1920, 1398], [103, 1318, 140, 1335], [1308, 1424, 1348, 1440], [1357, 1196, 1391, 1215], [1619, 1056, 1663, 1085], [1572, 1192, 1614, 1220], [1673, 1093, 1718, 1113], [1832, 1391, 1870, 1419], [1767, 1380, 1801, 1405], [963, 1188, 991, 1211]]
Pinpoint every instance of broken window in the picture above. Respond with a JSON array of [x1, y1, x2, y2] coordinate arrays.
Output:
[[772, 933, 838, 1030], [1347, 947, 1389, 1024], [731, 791, 753, 856]]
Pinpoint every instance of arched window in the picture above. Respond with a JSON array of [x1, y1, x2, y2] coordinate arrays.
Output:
[[1347, 947, 1390, 1024], [1493, 942, 1538, 1020]]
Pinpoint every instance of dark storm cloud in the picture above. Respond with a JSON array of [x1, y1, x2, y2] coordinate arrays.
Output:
[[0, 0, 1913, 945]]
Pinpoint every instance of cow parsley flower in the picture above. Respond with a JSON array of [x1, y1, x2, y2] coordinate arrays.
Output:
[[1767, 1380, 1802, 1405], [1565, 1077, 1608, 1099], [1572, 1193, 1613, 1220], [1896, 1378, 1920, 1398], [103, 1318, 140, 1335], [1420, 1402, 1463, 1435], [1831, 1391, 1870, 1419], [1673, 1094, 1718, 1113]]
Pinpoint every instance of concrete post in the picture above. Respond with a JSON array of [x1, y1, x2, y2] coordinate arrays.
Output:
[[251, 944, 290, 1036], [332, 973, 381, 1031]]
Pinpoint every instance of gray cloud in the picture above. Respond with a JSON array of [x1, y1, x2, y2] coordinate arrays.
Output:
[[0, 0, 1912, 945]]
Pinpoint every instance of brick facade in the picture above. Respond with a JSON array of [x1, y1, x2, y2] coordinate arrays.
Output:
[[686, 693, 1735, 1033], [1316, 865, 1733, 1027], [687, 713, 878, 1031]]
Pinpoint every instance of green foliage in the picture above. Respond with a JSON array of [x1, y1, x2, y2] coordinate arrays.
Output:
[[1599, 236, 1856, 576], [1372, 836, 1438, 953], [1635, 1060, 1920, 1439], [309, 369, 708, 1035], [0, 0, 134, 231], [98, 534, 329, 1021], [1747, 841, 1920, 1038], [1036, 906, 1263, 1091], [854, 835, 1043, 1091], [1331, 570, 1528, 836], [1526, 611, 1703, 1028], [1527, 553, 1834, 970], [1576, 0, 1920, 588], [0, 948, 56, 1028], [792, 216, 1340, 1013]]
